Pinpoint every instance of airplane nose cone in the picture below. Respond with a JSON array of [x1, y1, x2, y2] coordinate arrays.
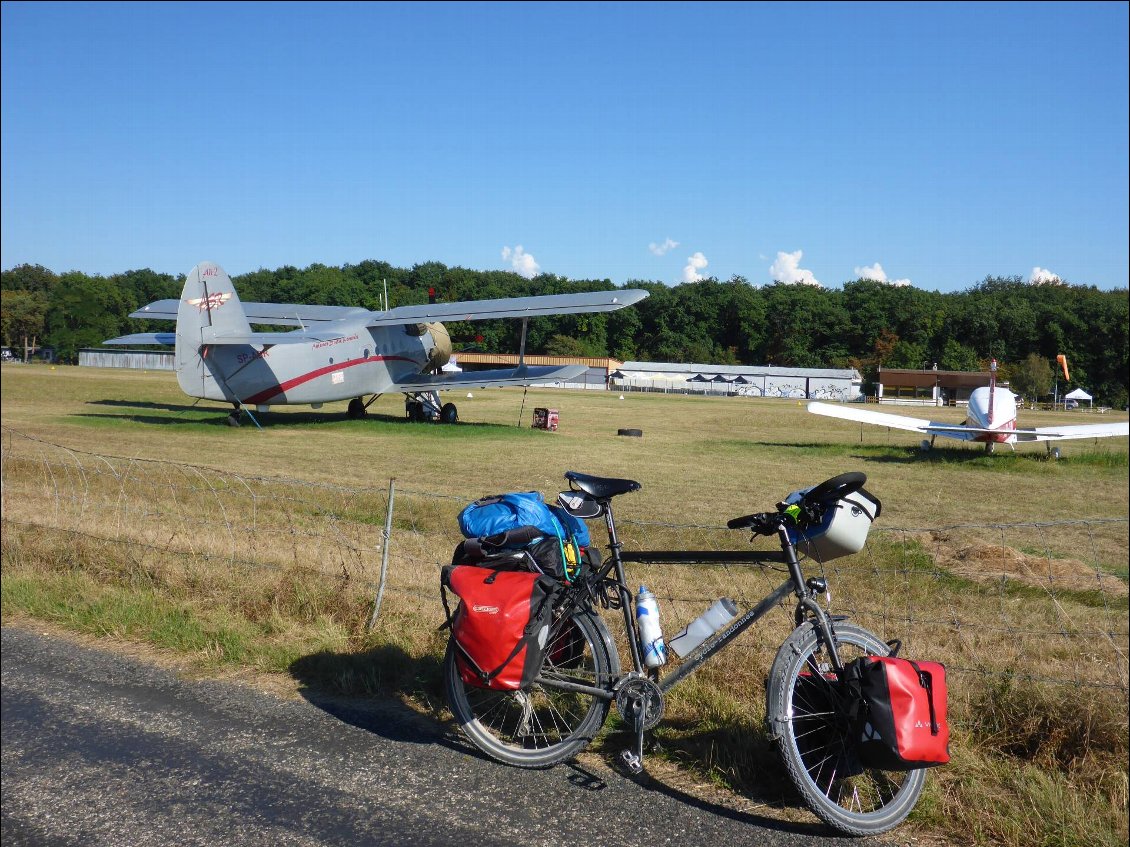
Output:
[[425, 322, 452, 371]]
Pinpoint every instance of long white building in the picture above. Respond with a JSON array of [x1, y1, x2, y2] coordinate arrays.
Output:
[[610, 361, 862, 400]]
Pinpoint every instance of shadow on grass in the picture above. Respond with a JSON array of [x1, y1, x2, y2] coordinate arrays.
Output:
[[756, 440, 1071, 467], [80, 399, 528, 431], [287, 642, 454, 746]]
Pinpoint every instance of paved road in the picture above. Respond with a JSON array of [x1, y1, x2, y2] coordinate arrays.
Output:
[[1, 626, 881, 847]]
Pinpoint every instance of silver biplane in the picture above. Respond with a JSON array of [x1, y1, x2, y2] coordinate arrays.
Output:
[[105, 261, 647, 426]]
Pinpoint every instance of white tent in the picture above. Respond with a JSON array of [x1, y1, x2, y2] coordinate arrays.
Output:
[[1064, 387, 1092, 409]]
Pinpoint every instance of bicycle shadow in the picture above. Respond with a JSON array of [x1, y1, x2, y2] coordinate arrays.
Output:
[[288, 642, 455, 748], [288, 645, 863, 834], [600, 726, 842, 839], [286, 644, 620, 778]]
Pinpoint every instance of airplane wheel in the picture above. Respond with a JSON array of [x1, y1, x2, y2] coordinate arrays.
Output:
[[984, 442, 995, 454], [919, 439, 932, 452], [440, 402, 459, 424], [1050, 447, 1061, 461], [226, 412, 241, 428], [347, 398, 367, 419], [406, 401, 424, 422]]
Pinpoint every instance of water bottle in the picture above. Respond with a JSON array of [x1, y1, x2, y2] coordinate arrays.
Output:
[[635, 586, 668, 668], [668, 598, 738, 658]]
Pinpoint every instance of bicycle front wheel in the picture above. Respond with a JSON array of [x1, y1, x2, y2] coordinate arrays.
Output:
[[766, 621, 927, 836], [445, 607, 616, 768]]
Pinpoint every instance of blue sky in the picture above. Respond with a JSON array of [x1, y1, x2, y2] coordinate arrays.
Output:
[[2, 1, 1127, 292]]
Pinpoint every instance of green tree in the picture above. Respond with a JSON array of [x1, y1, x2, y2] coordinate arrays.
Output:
[[1, 289, 49, 356], [1009, 353, 1054, 402], [45, 273, 131, 362]]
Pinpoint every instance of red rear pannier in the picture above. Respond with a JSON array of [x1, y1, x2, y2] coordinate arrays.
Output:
[[441, 565, 559, 690], [849, 656, 950, 770]]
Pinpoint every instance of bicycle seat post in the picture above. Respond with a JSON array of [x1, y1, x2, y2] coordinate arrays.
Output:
[[602, 498, 646, 674]]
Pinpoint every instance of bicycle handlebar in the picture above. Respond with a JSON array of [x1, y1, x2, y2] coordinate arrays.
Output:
[[726, 471, 868, 535], [726, 511, 781, 533]]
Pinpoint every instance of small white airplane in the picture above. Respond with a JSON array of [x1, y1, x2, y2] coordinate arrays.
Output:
[[808, 360, 1128, 457], [105, 261, 648, 427]]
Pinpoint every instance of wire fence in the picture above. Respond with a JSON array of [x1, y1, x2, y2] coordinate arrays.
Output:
[[2, 427, 1127, 707]]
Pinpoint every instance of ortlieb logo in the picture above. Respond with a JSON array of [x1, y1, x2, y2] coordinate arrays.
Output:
[[472, 604, 500, 614]]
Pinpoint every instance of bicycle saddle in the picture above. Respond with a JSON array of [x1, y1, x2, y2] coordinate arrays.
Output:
[[564, 471, 641, 500]]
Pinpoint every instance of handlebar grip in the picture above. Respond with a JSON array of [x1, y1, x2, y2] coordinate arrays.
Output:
[[727, 512, 780, 534], [727, 513, 762, 529]]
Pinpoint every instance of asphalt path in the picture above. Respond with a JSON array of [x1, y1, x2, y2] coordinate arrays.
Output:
[[1, 626, 889, 847]]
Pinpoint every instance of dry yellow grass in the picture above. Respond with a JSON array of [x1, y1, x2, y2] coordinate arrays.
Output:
[[3, 362, 1128, 846]]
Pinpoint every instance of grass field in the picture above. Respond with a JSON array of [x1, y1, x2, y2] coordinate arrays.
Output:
[[2, 362, 1128, 846]]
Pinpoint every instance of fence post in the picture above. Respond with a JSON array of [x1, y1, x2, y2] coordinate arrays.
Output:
[[366, 478, 396, 631]]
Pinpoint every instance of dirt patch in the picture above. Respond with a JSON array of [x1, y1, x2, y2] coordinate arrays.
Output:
[[912, 531, 1128, 597]]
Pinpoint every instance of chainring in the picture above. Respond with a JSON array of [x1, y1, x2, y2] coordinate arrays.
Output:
[[615, 676, 665, 732]]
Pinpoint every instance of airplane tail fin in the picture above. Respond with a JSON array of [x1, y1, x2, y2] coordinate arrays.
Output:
[[175, 262, 252, 398]]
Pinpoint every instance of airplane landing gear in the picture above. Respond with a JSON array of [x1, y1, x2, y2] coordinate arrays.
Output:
[[984, 442, 996, 454], [347, 398, 367, 419], [404, 392, 458, 424], [227, 409, 242, 427]]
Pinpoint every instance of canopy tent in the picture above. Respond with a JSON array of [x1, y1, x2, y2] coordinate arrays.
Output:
[[1064, 387, 1092, 409]]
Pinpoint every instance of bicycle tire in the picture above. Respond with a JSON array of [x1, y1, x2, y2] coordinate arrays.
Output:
[[445, 607, 616, 768], [766, 621, 927, 836]]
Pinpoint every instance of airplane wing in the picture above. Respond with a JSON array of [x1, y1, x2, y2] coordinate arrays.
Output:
[[104, 328, 350, 346], [103, 332, 177, 346], [129, 300, 366, 326], [129, 290, 648, 328], [806, 402, 980, 439], [364, 289, 649, 327], [1015, 422, 1130, 442], [387, 364, 589, 393]]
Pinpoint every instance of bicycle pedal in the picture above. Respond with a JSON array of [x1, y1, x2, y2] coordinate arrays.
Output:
[[618, 749, 644, 774]]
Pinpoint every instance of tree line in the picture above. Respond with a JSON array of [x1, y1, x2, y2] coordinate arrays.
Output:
[[2, 260, 1127, 406]]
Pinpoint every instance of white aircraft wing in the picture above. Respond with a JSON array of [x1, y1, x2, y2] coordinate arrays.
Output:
[[103, 332, 177, 346], [1015, 422, 1130, 442], [807, 402, 982, 441], [129, 300, 366, 326], [365, 289, 649, 327], [388, 364, 588, 393], [104, 328, 350, 347], [129, 290, 648, 328]]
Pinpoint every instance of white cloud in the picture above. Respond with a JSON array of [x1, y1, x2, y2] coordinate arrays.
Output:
[[854, 262, 911, 287], [769, 250, 821, 286], [682, 251, 709, 282], [1030, 266, 1062, 285], [501, 245, 540, 279], [649, 237, 679, 256]]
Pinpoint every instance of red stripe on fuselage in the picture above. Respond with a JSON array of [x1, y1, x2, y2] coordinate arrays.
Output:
[[241, 355, 420, 406]]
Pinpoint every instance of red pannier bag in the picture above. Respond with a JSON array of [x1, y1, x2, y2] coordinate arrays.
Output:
[[441, 565, 560, 691], [848, 655, 950, 770]]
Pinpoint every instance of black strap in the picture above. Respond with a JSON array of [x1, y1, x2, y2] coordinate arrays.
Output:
[[907, 659, 939, 735]]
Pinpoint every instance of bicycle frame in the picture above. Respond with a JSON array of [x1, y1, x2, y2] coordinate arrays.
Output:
[[545, 497, 846, 701]]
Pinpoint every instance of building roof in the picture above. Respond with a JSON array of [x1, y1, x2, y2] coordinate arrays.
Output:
[[616, 361, 861, 380], [878, 367, 993, 389], [452, 352, 621, 371]]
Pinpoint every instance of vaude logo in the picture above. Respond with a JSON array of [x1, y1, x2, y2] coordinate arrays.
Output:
[[472, 604, 500, 615]]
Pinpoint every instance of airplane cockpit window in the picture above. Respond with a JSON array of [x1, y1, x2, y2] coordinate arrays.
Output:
[[404, 323, 428, 337]]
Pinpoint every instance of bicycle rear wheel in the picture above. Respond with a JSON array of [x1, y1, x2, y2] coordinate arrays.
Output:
[[766, 621, 927, 836], [445, 607, 616, 768]]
